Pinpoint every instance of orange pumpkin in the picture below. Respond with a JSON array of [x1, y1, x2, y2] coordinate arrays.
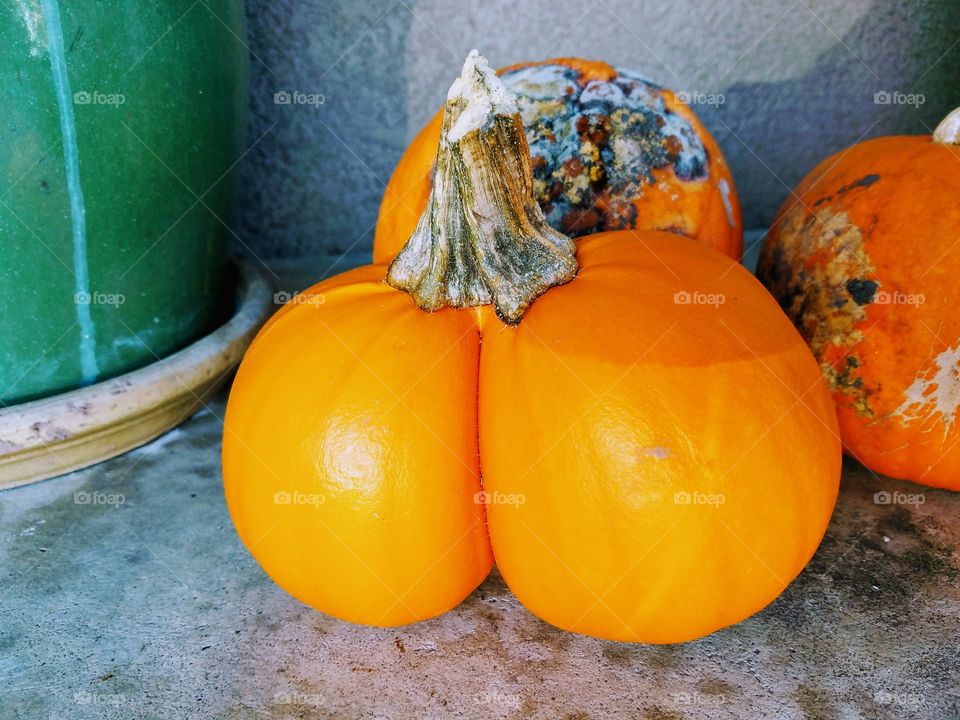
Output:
[[224, 52, 839, 643], [757, 108, 960, 491], [373, 57, 742, 265]]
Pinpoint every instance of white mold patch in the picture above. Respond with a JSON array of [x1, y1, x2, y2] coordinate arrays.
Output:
[[580, 79, 625, 106], [894, 343, 960, 435], [718, 178, 735, 227]]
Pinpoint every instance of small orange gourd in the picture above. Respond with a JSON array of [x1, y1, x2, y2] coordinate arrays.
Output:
[[373, 57, 742, 264], [757, 107, 960, 490], [224, 52, 839, 643]]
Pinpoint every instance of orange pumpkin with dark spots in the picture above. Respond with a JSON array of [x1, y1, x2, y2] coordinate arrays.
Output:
[[224, 53, 838, 643], [757, 107, 960, 490], [373, 57, 742, 264]]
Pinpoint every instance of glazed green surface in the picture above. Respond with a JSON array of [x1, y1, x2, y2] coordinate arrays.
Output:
[[0, 0, 247, 405]]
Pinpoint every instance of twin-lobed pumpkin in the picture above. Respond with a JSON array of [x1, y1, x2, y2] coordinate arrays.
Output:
[[223, 51, 956, 644]]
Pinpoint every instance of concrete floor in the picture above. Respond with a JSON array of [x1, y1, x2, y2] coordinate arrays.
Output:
[[2, 247, 959, 719]]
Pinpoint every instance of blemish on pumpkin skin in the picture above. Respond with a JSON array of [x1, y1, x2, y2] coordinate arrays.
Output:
[[813, 174, 881, 207], [561, 208, 602, 234], [893, 342, 960, 436], [844, 278, 878, 306], [660, 226, 689, 236], [503, 63, 709, 238], [637, 446, 671, 459], [757, 206, 877, 415], [838, 173, 880, 195]]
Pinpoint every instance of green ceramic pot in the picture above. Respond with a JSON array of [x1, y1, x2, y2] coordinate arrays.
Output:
[[0, 0, 248, 405]]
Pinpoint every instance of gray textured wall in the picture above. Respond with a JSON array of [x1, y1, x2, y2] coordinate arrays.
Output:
[[236, 0, 959, 260]]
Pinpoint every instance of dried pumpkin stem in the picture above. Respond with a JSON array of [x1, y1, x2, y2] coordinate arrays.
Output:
[[933, 106, 960, 145], [386, 50, 578, 325]]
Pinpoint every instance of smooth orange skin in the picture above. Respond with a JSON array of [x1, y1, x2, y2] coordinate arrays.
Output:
[[223, 266, 492, 626], [373, 59, 743, 265], [759, 136, 960, 490], [224, 231, 839, 641], [480, 234, 839, 642]]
